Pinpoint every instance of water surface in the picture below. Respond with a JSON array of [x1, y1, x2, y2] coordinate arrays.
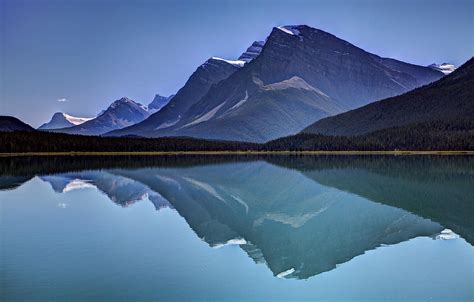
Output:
[[1, 155, 473, 301]]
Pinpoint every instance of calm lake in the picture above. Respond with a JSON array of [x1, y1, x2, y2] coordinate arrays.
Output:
[[1, 155, 473, 301]]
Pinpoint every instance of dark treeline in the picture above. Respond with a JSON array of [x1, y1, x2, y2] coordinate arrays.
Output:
[[0, 132, 258, 153], [265, 119, 474, 151], [0, 118, 473, 153], [0, 155, 266, 177]]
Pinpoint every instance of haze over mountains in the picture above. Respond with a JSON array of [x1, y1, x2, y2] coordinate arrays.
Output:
[[108, 25, 444, 142]]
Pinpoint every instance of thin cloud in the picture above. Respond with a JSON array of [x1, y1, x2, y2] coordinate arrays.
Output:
[[57, 98, 69, 102]]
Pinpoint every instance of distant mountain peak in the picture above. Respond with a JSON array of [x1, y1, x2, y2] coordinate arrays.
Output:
[[47, 96, 150, 135], [428, 63, 456, 75], [111, 96, 133, 106], [39, 112, 93, 130], [148, 94, 174, 113], [108, 97, 147, 111]]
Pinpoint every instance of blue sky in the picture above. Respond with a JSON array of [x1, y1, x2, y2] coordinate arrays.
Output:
[[1, 0, 473, 127]]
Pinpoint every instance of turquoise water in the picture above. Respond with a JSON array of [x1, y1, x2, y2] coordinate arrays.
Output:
[[1, 156, 473, 301]]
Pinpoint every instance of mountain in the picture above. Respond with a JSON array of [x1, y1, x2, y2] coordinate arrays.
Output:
[[38, 112, 93, 130], [52, 97, 150, 136], [303, 58, 473, 136], [147, 94, 174, 113], [106, 57, 242, 136], [2, 157, 471, 279], [429, 63, 456, 75], [107, 25, 443, 142], [102, 162, 443, 279], [0, 116, 35, 132], [238, 41, 265, 62], [40, 171, 173, 210]]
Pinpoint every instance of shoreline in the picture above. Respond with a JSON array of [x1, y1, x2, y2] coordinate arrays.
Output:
[[1, 150, 474, 157]]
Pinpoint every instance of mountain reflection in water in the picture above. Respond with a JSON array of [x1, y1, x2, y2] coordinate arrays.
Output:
[[1, 155, 472, 280]]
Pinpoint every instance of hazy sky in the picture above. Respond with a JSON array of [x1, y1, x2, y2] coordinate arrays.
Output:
[[1, 0, 473, 127]]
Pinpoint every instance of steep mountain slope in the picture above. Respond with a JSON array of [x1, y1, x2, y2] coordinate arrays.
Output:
[[147, 94, 174, 113], [155, 76, 345, 142], [38, 112, 93, 130], [303, 58, 474, 136], [53, 97, 149, 136], [107, 58, 241, 136], [0, 116, 35, 132], [108, 25, 443, 142]]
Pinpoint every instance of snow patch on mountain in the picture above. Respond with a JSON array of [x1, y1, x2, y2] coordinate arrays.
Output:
[[428, 63, 456, 75], [211, 57, 246, 68], [38, 112, 94, 130], [228, 90, 249, 111], [63, 113, 93, 125], [436, 229, 460, 240], [277, 268, 295, 279], [182, 102, 227, 128], [263, 76, 329, 97], [212, 238, 248, 249], [277, 25, 303, 40]]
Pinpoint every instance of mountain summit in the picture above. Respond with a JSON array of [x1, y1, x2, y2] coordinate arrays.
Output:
[[107, 25, 443, 142], [38, 112, 93, 130], [147, 94, 174, 113], [428, 63, 456, 75], [52, 97, 150, 135]]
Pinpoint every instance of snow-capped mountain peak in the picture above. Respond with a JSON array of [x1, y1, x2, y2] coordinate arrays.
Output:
[[38, 112, 93, 130], [428, 63, 456, 75]]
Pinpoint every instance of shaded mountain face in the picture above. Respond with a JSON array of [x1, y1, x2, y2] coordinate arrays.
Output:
[[0, 116, 35, 132], [120, 162, 443, 279], [266, 155, 474, 245], [303, 58, 474, 136], [107, 58, 241, 136], [38, 112, 93, 130], [147, 94, 174, 114], [106, 25, 443, 142], [52, 97, 150, 136]]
